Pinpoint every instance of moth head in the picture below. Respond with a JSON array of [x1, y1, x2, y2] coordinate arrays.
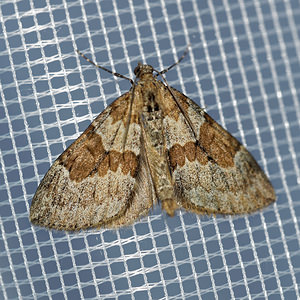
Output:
[[134, 63, 154, 78]]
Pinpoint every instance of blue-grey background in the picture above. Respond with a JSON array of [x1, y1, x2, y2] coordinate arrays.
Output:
[[0, 0, 300, 299]]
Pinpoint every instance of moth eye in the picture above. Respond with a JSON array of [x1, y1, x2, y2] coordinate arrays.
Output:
[[134, 65, 140, 75], [147, 105, 152, 112], [154, 103, 159, 111]]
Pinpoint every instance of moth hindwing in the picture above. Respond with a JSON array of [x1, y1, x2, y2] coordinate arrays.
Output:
[[30, 50, 275, 230]]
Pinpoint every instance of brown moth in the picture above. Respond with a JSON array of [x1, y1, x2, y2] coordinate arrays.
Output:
[[30, 49, 275, 230]]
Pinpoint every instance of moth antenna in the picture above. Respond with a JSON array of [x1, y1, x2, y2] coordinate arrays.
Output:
[[158, 44, 190, 75], [76, 49, 134, 85]]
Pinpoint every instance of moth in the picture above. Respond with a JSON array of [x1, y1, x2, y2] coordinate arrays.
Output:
[[30, 48, 275, 231]]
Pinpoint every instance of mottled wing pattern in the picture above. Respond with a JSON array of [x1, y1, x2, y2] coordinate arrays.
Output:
[[164, 87, 275, 215], [107, 137, 157, 228], [30, 92, 156, 230]]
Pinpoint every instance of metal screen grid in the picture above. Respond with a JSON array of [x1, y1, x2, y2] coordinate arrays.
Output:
[[0, 0, 300, 299]]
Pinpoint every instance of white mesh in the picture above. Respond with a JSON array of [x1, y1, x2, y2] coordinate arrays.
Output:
[[1, 0, 300, 299]]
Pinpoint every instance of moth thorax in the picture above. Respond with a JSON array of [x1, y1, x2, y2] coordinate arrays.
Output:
[[134, 63, 154, 78]]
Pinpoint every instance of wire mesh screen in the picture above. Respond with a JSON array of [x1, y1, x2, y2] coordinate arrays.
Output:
[[1, 0, 300, 299]]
